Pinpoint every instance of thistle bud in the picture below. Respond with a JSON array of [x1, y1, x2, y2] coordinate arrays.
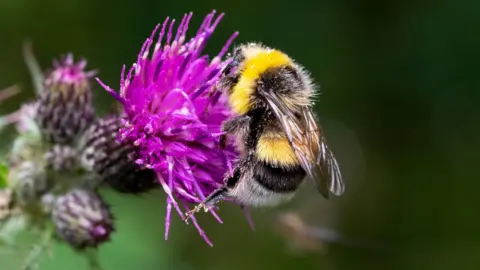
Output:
[[40, 193, 57, 214], [51, 189, 114, 249], [44, 144, 78, 172], [79, 116, 157, 194], [35, 54, 96, 144], [0, 190, 13, 220], [9, 160, 47, 205]]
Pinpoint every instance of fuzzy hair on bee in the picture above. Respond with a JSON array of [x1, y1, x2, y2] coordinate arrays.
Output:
[[185, 42, 344, 221]]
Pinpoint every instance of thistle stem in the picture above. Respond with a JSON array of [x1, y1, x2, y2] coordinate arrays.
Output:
[[85, 249, 104, 270], [22, 224, 54, 270], [0, 85, 20, 103], [23, 41, 45, 95]]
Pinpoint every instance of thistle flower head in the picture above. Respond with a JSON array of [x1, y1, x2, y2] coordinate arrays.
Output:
[[52, 189, 114, 249], [9, 160, 47, 206], [45, 55, 95, 94], [97, 10, 240, 245], [44, 144, 78, 172], [79, 115, 157, 193], [0, 190, 13, 220], [36, 54, 96, 144]]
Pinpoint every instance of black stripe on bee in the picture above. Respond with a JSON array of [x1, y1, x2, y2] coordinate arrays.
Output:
[[253, 159, 306, 193]]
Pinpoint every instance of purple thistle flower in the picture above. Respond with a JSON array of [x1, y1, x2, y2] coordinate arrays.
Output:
[[96, 10, 243, 245]]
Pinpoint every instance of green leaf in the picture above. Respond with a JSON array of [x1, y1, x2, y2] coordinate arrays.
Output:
[[0, 163, 8, 189]]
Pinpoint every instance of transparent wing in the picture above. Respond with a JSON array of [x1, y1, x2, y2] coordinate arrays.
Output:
[[261, 90, 344, 198], [302, 107, 345, 196]]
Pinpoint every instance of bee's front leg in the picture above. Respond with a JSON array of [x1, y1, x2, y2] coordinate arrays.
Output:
[[184, 186, 229, 222], [219, 114, 251, 149], [183, 162, 244, 223]]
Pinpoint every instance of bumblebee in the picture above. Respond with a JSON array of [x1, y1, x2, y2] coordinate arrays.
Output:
[[185, 43, 344, 220]]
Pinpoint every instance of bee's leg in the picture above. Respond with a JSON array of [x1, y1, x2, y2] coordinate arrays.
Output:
[[222, 115, 251, 132], [184, 186, 229, 222], [184, 165, 242, 222], [203, 186, 229, 210], [219, 134, 227, 149], [218, 73, 240, 91], [219, 115, 251, 149]]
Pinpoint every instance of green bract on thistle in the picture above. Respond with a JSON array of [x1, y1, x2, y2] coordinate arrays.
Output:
[[96, 10, 248, 245]]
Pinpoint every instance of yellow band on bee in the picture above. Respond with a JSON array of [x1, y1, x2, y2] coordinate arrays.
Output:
[[229, 49, 293, 115], [256, 135, 298, 167]]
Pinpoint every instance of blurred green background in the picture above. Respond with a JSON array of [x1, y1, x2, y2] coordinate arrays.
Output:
[[1, 0, 480, 269]]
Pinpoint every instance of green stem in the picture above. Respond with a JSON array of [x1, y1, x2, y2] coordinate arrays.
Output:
[[85, 249, 104, 270], [22, 224, 54, 270], [22, 40, 44, 96]]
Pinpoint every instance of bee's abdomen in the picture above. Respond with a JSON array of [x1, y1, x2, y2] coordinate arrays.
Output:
[[254, 160, 306, 193], [255, 135, 299, 167]]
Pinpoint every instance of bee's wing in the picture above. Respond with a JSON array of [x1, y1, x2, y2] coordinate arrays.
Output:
[[302, 107, 345, 196], [261, 90, 345, 198]]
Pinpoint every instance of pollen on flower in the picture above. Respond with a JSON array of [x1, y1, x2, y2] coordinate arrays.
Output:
[[96, 10, 246, 245]]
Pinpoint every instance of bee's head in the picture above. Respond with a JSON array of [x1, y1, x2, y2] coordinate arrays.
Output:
[[224, 46, 244, 75], [218, 46, 245, 92]]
